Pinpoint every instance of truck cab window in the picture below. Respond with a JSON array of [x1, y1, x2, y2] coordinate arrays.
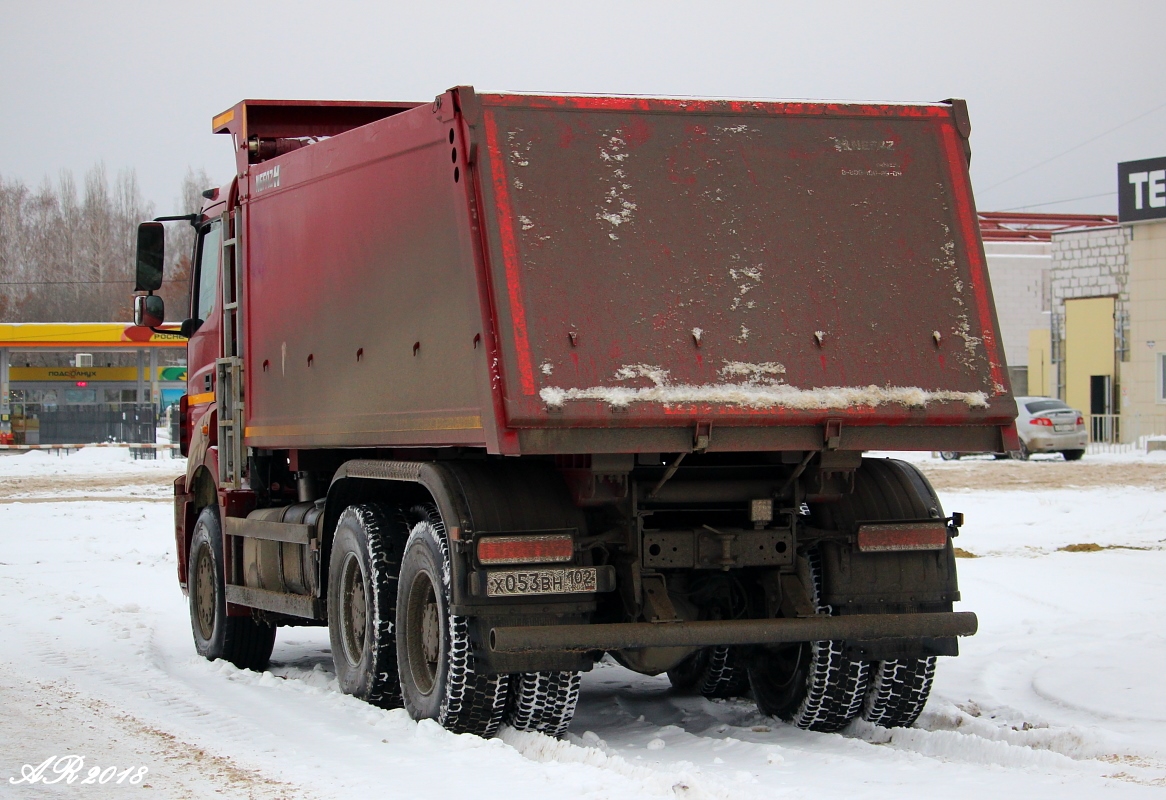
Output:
[[193, 220, 222, 322]]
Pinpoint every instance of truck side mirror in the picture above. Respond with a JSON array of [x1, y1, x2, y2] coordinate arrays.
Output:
[[135, 222, 166, 292], [134, 294, 165, 328]]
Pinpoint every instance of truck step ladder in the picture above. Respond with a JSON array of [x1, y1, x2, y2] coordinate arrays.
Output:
[[216, 207, 245, 490]]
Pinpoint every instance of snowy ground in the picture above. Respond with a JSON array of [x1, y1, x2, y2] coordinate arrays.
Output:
[[1, 448, 1164, 797]]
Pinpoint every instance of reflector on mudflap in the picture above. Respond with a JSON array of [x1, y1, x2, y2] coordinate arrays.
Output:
[[856, 522, 949, 552]]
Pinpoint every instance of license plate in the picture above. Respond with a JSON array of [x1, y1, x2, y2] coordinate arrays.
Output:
[[1054, 424, 1074, 432], [486, 567, 598, 597]]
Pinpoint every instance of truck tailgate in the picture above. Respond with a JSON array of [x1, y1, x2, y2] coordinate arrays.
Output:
[[469, 92, 1011, 430]]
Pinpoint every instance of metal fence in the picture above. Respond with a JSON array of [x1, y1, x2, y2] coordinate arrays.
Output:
[[1085, 413, 1166, 453], [36, 404, 157, 445]]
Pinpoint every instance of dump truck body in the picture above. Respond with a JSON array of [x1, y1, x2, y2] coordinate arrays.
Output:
[[231, 89, 1012, 455], [139, 87, 1006, 740]]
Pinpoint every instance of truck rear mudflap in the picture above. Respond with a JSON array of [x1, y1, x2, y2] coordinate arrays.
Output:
[[463, 90, 1013, 439]]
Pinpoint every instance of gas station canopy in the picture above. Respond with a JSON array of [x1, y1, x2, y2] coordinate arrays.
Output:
[[0, 323, 185, 349]]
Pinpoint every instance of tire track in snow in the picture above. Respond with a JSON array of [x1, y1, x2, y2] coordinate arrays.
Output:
[[7, 473, 1166, 797], [24, 608, 749, 799], [28, 629, 274, 751], [501, 726, 755, 800], [573, 664, 1166, 793], [5, 516, 747, 799], [0, 666, 303, 799], [843, 695, 1166, 786]]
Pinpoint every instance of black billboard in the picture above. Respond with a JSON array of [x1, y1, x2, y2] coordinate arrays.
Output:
[[1118, 156, 1166, 223]]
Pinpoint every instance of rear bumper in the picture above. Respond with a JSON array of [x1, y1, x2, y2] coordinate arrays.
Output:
[[1024, 431, 1087, 452], [489, 611, 978, 653]]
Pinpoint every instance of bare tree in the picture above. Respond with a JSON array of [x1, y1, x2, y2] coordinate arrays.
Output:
[[159, 167, 215, 320], [0, 164, 165, 322]]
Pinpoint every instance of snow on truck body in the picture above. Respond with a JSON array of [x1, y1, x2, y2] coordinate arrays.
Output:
[[138, 88, 1001, 741], [237, 90, 1014, 454]]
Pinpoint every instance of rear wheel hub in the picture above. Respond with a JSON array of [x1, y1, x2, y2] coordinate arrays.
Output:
[[194, 544, 215, 640]]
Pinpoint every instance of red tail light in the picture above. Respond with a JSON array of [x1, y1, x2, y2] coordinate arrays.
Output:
[[1076, 415, 1084, 426], [1029, 417, 1053, 427], [477, 534, 573, 565]]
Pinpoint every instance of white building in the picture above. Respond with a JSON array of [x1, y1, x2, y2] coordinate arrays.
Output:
[[977, 212, 1116, 396]]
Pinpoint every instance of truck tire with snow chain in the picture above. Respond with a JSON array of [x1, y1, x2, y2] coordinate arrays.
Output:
[[506, 671, 581, 737], [747, 548, 870, 732], [188, 505, 276, 671], [397, 505, 509, 737], [327, 504, 406, 709], [863, 657, 936, 728], [668, 646, 751, 699], [815, 457, 950, 729], [699, 646, 751, 698]]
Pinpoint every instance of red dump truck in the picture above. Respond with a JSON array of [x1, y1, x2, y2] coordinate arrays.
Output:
[[133, 87, 1013, 738]]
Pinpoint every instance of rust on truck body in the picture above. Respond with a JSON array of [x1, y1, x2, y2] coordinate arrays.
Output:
[[473, 92, 1008, 433], [226, 89, 1011, 455]]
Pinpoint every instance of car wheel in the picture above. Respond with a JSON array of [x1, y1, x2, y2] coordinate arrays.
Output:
[[1011, 440, 1030, 461], [1062, 449, 1085, 461]]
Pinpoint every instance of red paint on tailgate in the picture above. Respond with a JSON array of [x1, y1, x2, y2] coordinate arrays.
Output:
[[483, 110, 537, 396], [939, 122, 1005, 392]]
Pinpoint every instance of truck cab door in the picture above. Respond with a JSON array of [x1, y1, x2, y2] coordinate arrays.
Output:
[[187, 219, 223, 437]]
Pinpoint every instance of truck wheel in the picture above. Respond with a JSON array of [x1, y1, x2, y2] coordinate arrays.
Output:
[[668, 647, 750, 699], [327, 504, 405, 709], [1063, 449, 1085, 461], [863, 657, 936, 728], [817, 458, 947, 728], [748, 549, 869, 732], [699, 647, 750, 698], [507, 671, 581, 737], [188, 505, 276, 671], [666, 648, 708, 691], [938, 451, 960, 461], [397, 505, 509, 737]]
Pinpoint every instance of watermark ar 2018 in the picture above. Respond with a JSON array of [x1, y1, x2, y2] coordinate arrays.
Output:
[[9, 756, 148, 786]]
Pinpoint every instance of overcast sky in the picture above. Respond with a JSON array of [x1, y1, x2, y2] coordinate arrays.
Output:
[[2, 1, 1163, 215]]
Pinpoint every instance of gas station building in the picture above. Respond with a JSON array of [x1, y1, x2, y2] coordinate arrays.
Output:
[[0, 323, 186, 444]]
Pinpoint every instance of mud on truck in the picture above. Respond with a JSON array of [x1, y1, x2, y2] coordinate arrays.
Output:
[[133, 88, 1015, 738]]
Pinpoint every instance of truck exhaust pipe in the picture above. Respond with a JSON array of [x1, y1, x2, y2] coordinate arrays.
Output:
[[489, 612, 978, 654]]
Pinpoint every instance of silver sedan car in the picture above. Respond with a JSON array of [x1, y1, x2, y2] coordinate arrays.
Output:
[[940, 396, 1087, 461], [1013, 396, 1087, 460]]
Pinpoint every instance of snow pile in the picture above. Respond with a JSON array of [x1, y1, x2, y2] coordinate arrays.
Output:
[[0, 446, 182, 479], [541, 363, 988, 411]]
